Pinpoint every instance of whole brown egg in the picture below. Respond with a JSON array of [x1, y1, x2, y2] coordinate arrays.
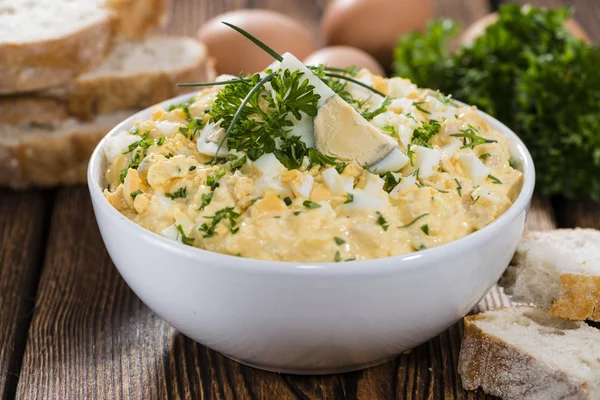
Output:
[[198, 10, 318, 75], [321, 0, 435, 68], [459, 12, 591, 45], [303, 46, 385, 76]]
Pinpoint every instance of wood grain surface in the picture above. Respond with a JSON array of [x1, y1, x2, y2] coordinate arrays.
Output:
[[0, 0, 598, 399]]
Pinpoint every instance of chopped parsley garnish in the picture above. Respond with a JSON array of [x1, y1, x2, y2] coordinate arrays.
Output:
[[198, 207, 240, 238], [334, 251, 342, 262], [488, 174, 503, 184], [412, 120, 441, 148], [293, 211, 302, 216], [283, 197, 292, 206], [474, 195, 481, 203], [450, 125, 497, 149], [344, 192, 354, 204], [230, 155, 247, 171], [165, 153, 174, 159], [165, 187, 187, 200], [168, 98, 194, 121], [199, 192, 213, 210], [421, 224, 429, 235], [303, 200, 321, 209], [156, 137, 165, 146], [381, 124, 397, 135], [376, 211, 389, 231], [479, 153, 492, 160], [119, 168, 128, 184], [209, 69, 319, 163], [130, 189, 143, 199], [412, 101, 431, 114], [274, 136, 308, 169], [206, 169, 226, 187], [508, 157, 517, 169], [455, 178, 463, 197], [435, 188, 449, 193], [334, 237, 346, 245], [189, 165, 197, 172], [398, 213, 429, 228], [308, 149, 346, 174], [361, 96, 391, 120], [381, 172, 400, 193], [176, 225, 195, 246]]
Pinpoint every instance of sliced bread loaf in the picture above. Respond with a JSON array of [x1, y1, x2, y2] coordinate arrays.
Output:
[[500, 229, 600, 322], [459, 306, 600, 400], [0, 36, 214, 124], [0, 111, 132, 188], [0, 0, 169, 94], [0, 0, 114, 94]]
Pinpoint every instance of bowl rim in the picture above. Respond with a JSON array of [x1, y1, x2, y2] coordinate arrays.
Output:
[[88, 91, 535, 273]]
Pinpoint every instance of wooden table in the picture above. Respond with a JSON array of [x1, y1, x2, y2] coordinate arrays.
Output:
[[1, 0, 598, 399]]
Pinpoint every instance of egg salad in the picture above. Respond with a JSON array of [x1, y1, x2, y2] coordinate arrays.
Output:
[[103, 56, 522, 262]]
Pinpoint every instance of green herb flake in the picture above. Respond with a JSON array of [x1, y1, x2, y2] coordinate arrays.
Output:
[[479, 153, 492, 160], [283, 197, 292, 206], [361, 97, 391, 120], [189, 165, 197, 172], [198, 207, 240, 238], [421, 224, 430, 235], [399, 213, 429, 228], [488, 174, 503, 184], [165, 187, 187, 200], [381, 172, 400, 193], [176, 224, 195, 246], [334, 251, 341, 262], [376, 211, 390, 231], [455, 178, 463, 197], [344, 193, 354, 204], [129, 126, 140, 135], [199, 192, 214, 210], [303, 200, 322, 209], [293, 211, 302, 216], [334, 237, 346, 246], [165, 153, 174, 159], [230, 155, 247, 171], [412, 101, 431, 114], [130, 189, 143, 199], [119, 168, 129, 184]]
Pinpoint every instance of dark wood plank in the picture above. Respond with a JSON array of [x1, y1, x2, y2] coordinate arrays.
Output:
[[0, 191, 49, 400]]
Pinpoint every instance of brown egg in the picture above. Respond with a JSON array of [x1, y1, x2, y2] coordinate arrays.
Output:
[[303, 46, 385, 76], [321, 0, 434, 68], [460, 12, 591, 45], [197, 10, 318, 75]]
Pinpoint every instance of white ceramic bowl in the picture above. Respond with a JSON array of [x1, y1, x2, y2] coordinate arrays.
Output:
[[88, 92, 535, 375]]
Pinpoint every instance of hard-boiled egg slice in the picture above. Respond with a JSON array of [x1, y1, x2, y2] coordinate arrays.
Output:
[[459, 153, 490, 185], [156, 121, 182, 137], [389, 175, 417, 199], [296, 174, 314, 198], [322, 167, 354, 194], [387, 77, 418, 98], [471, 186, 500, 204], [339, 189, 382, 212], [441, 140, 462, 158]]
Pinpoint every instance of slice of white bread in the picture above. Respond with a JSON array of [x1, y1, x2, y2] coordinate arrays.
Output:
[[0, 0, 169, 94], [500, 229, 600, 322], [0, 111, 132, 188], [459, 306, 600, 400], [0, 36, 215, 123], [65, 35, 214, 120]]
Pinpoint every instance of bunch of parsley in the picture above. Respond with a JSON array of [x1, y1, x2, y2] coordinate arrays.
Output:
[[394, 4, 600, 201]]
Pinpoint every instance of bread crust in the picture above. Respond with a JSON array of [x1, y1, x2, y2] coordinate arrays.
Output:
[[0, 96, 68, 125], [459, 310, 590, 400], [0, 17, 115, 94], [551, 274, 600, 322]]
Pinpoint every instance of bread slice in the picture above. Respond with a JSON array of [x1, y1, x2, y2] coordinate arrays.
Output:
[[0, 111, 132, 188], [0, 36, 214, 123], [65, 36, 214, 120], [459, 306, 600, 400], [0, 0, 169, 94], [500, 229, 600, 322], [0, 0, 115, 94]]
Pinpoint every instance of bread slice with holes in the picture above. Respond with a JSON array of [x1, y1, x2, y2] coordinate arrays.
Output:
[[1, 36, 215, 123], [0, 0, 169, 94], [500, 229, 600, 322], [459, 306, 600, 400], [0, 111, 133, 188]]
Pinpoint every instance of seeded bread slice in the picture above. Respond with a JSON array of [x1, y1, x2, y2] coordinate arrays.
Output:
[[500, 229, 600, 322], [459, 306, 600, 400], [0, 111, 132, 188], [0, 0, 169, 94], [0, 36, 215, 124]]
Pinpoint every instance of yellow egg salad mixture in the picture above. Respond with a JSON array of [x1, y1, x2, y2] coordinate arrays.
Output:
[[104, 52, 522, 262]]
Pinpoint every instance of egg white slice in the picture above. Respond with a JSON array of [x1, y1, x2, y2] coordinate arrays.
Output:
[[103, 130, 141, 164], [459, 153, 490, 186], [197, 120, 229, 157]]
